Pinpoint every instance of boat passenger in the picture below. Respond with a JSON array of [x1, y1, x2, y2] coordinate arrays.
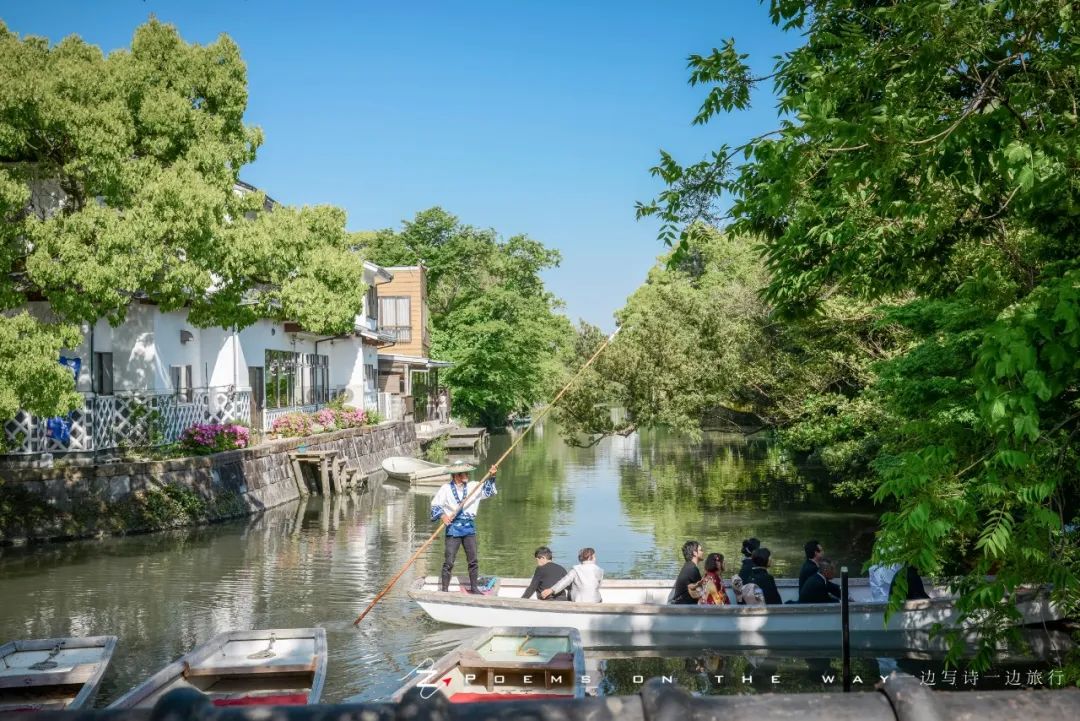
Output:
[[747, 548, 783, 605], [670, 540, 705, 605], [522, 546, 570, 601], [736, 537, 761, 582], [889, 565, 930, 601], [699, 553, 730, 605], [798, 558, 843, 603], [541, 547, 603, 603], [799, 539, 823, 588], [430, 460, 499, 593]]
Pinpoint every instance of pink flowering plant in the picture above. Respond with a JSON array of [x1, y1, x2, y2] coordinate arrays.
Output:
[[335, 408, 367, 428], [314, 408, 337, 430], [179, 423, 250, 455], [270, 413, 315, 438]]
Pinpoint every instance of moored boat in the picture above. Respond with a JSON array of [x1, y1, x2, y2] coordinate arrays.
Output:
[[408, 576, 1061, 649], [382, 456, 450, 485], [391, 627, 585, 703], [107, 628, 326, 709], [0, 635, 118, 712]]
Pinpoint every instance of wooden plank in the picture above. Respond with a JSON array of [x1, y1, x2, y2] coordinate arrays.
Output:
[[444, 438, 479, 450], [448, 428, 486, 437], [290, 458, 308, 496], [185, 661, 316, 678], [0, 666, 96, 689]]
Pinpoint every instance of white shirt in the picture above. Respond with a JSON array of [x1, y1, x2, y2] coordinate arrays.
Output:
[[550, 561, 604, 603], [429, 478, 497, 522], [869, 563, 902, 601]]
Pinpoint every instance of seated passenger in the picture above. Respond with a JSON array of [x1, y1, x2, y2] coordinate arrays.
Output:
[[799, 539, 823, 588], [798, 558, 843, 603], [542, 547, 603, 603], [522, 546, 570, 601], [671, 540, 705, 605], [736, 537, 761, 583], [747, 548, 783, 605], [699, 553, 730, 605], [889, 564, 930, 601]]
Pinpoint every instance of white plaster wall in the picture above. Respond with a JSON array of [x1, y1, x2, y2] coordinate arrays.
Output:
[[111, 304, 160, 391], [153, 310, 204, 391], [200, 326, 245, 390]]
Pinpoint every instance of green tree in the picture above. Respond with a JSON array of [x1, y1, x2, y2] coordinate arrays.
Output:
[[0, 20, 365, 420], [641, 0, 1080, 666], [361, 208, 570, 426]]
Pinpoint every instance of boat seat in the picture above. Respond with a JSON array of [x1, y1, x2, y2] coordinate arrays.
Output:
[[185, 660, 316, 678], [0, 667, 96, 689], [458, 650, 576, 692]]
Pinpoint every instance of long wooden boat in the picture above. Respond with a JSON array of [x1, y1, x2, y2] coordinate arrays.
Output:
[[391, 627, 585, 703], [409, 576, 1062, 649], [0, 636, 118, 712], [382, 457, 450, 485], [107, 628, 326, 709]]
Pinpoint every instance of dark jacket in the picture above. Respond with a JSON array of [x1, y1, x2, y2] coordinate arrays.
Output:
[[738, 557, 755, 580], [890, 565, 929, 600], [671, 561, 703, 605], [522, 562, 570, 600], [749, 566, 783, 605], [798, 559, 819, 589], [798, 573, 843, 603]]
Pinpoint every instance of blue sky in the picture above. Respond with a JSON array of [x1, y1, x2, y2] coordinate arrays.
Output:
[[2, 1, 797, 330]]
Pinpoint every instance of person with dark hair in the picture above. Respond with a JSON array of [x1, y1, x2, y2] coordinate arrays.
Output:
[[748, 548, 783, 604], [889, 565, 930, 601], [542, 547, 604, 603], [699, 553, 730, 605], [738, 538, 761, 581], [798, 558, 843, 603], [670, 540, 705, 604], [799, 540, 824, 588], [522, 546, 570, 600]]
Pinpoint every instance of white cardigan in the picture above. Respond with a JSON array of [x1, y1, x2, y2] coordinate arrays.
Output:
[[549, 561, 604, 603]]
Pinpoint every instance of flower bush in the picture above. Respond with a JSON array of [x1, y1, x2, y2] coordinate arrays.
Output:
[[270, 413, 316, 438], [336, 408, 367, 428], [314, 408, 337, 430], [178, 423, 250, 455]]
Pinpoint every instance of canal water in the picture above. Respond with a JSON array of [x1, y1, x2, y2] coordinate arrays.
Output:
[[0, 424, 1070, 703]]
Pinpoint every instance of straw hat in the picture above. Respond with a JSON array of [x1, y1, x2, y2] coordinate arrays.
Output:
[[447, 460, 477, 474]]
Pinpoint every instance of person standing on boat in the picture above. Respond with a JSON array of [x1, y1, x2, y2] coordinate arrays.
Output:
[[799, 540, 823, 588], [522, 546, 570, 600], [670, 540, 705, 604], [430, 460, 499, 593]]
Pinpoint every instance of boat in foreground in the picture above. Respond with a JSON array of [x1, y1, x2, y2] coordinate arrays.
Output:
[[381, 456, 450, 485], [409, 577, 1062, 649], [391, 627, 585, 703], [108, 628, 326, 709], [0, 636, 118, 712]]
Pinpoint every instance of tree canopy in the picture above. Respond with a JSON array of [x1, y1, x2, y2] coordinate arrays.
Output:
[[0, 19, 365, 419], [360, 208, 571, 426], [634, 0, 1080, 665]]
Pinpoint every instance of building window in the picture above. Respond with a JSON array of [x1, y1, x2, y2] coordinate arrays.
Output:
[[366, 285, 378, 321], [378, 296, 411, 342], [170, 364, 193, 403], [93, 352, 113, 395], [364, 363, 376, 391], [265, 350, 329, 409]]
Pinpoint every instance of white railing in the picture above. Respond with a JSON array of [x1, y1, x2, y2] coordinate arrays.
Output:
[[263, 404, 318, 429], [2, 387, 252, 456]]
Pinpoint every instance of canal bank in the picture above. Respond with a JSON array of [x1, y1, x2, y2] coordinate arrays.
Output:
[[0, 420, 418, 545]]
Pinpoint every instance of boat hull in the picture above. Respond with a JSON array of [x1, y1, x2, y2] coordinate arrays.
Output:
[[381, 457, 449, 484], [107, 628, 326, 709], [409, 577, 1061, 649]]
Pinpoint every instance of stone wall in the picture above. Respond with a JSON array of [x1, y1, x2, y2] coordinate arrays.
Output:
[[0, 421, 417, 541]]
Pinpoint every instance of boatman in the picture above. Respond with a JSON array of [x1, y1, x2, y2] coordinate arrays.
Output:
[[430, 460, 499, 593]]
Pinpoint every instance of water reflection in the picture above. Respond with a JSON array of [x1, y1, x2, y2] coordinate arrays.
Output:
[[0, 423, 1064, 705]]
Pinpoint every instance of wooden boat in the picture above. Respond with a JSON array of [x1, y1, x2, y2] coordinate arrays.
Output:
[[108, 628, 326, 709], [0, 635, 118, 711], [391, 627, 585, 703], [409, 576, 1062, 649], [382, 456, 450, 485]]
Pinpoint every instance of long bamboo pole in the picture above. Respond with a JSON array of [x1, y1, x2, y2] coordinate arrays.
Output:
[[353, 326, 622, 625]]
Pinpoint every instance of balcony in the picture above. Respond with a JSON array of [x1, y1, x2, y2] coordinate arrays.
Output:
[[378, 325, 412, 343]]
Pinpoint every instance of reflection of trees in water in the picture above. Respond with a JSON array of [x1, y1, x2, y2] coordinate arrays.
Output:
[[617, 430, 878, 577]]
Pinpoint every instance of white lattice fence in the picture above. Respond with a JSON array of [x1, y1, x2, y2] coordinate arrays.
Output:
[[2, 388, 252, 456], [264, 405, 318, 429]]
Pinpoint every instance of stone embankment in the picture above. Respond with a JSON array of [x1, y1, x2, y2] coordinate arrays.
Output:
[[0, 421, 417, 545]]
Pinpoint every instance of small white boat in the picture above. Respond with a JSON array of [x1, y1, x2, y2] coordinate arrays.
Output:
[[0, 636, 118, 711], [382, 456, 450, 485], [108, 628, 326, 709], [409, 577, 1062, 649], [391, 627, 585, 703]]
